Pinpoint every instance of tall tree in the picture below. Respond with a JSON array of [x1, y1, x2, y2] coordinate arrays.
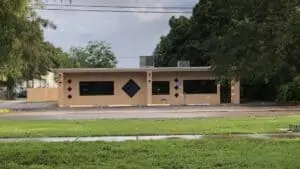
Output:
[[22, 41, 73, 87], [201, 0, 299, 81], [154, 16, 210, 67], [154, 0, 300, 101], [70, 41, 117, 68], [0, 0, 57, 99]]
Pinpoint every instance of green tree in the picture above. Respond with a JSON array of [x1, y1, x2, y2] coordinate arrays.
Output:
[[44, 42, 73, 69], [201, 0, 298, 81], [0, 0, 57, 99], [154, 0, 300, 101], [154, 16, 210, 67], [22, 41, 73, 88], [70, 41, 117, 68]]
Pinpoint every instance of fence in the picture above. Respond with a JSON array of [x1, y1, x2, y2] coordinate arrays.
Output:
[[27, 88, 58, 102]]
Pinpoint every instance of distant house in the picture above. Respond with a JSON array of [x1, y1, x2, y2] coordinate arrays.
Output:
[[19, 71, 58, 89]]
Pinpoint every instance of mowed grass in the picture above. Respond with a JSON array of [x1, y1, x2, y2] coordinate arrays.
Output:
[[0, 139, 300, 169], [0, 116, 299, 138]]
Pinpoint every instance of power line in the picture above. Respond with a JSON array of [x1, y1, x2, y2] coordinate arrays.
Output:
[[118, 57, 138, 59], [40, 0, 197, 6], [34, 8, 192, 14], [42, 3, 193, 9]]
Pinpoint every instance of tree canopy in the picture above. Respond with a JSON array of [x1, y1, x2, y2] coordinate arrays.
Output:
[[155, 0, 299, 80], [0, 0, 71, 98], [154, 0, 300, 101], [70, 41, 117, 68]]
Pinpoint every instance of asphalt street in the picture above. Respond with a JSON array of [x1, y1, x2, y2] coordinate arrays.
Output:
[[0, 100, 57, 110], [0, 101, 300, 120]]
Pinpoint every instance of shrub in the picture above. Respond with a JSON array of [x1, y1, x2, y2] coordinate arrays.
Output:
[[277, 75, 300, 102]]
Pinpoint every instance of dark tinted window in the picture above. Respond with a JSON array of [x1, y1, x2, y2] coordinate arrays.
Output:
[[183, 80, 217, 94], [122, 79, 140, 98], [152, 81, 170, 95], [79, 81, 114, 96]]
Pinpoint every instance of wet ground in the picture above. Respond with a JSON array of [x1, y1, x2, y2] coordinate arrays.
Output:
[[0, 133, 299, 143]]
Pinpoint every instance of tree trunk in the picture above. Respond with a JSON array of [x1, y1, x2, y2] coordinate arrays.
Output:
[[6, 76, 15, 100]]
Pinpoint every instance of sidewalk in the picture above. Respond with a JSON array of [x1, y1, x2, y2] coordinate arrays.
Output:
[[0, 133, 299, 143]]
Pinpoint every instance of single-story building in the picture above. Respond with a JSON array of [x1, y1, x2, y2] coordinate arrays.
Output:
[[55, 67, 240, 107]]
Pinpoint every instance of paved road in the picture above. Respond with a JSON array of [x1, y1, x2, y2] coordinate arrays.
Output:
[[0, 100, 57, 110], [0, 100, 298, 111], [1, 100, 300, 120], [1, 106, 300, 120]]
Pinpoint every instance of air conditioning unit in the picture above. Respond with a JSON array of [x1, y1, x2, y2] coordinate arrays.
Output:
[[177, 60, 190, 67], [140, 56, 154, 67]]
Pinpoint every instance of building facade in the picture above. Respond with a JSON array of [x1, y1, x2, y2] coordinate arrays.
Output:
[[56, 67, 240, 107]]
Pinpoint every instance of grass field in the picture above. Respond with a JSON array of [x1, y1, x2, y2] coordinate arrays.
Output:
[[0, 116, 299, 137], [0, 139, 299, 169]]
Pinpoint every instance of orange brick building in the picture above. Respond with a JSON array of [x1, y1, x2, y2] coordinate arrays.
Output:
[[55, 67, 240, 107]]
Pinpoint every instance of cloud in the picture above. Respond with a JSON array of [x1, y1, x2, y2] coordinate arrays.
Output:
[[133, 3, 166, 23], [37, 0, 198, 67]]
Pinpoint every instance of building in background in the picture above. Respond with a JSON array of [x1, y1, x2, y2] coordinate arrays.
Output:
[[19, 71, 58, 89], [0, 71, 58, 99]]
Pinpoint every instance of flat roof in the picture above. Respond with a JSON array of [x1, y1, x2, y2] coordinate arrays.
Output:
[[54, 67, 212, 73]]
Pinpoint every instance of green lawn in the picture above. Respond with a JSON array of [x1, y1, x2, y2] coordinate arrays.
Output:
[[0, 116, 299, 138], [0, 139, 299, 169]]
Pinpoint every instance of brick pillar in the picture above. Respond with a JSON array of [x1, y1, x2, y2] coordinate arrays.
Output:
[[146, 71, 152, 105], [231, 80, 240, 104], [58, 73, 65, 108]]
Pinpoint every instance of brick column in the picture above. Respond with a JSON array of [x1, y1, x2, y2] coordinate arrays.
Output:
[[58, 73, 65, 108], [231, 80, 240, 104], [146, 71, 152, 105]]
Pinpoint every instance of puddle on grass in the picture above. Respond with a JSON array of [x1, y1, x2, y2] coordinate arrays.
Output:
[[267, 133, 300, 139], [0, 133, 299, 143]]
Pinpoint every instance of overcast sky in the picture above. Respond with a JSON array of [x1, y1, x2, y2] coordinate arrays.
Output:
[[37, 0, 198, 68]]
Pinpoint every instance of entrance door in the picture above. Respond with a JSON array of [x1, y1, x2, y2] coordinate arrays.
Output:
[[220, 80, 231, 103]]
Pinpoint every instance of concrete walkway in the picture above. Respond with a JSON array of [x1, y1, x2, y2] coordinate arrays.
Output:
[[0, 133, 299, 143]]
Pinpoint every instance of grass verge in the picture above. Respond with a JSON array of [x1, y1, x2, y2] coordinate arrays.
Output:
[[0, 116, 299, 138], [0, 139, 300, 169], [0, 109, 11, 114]]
